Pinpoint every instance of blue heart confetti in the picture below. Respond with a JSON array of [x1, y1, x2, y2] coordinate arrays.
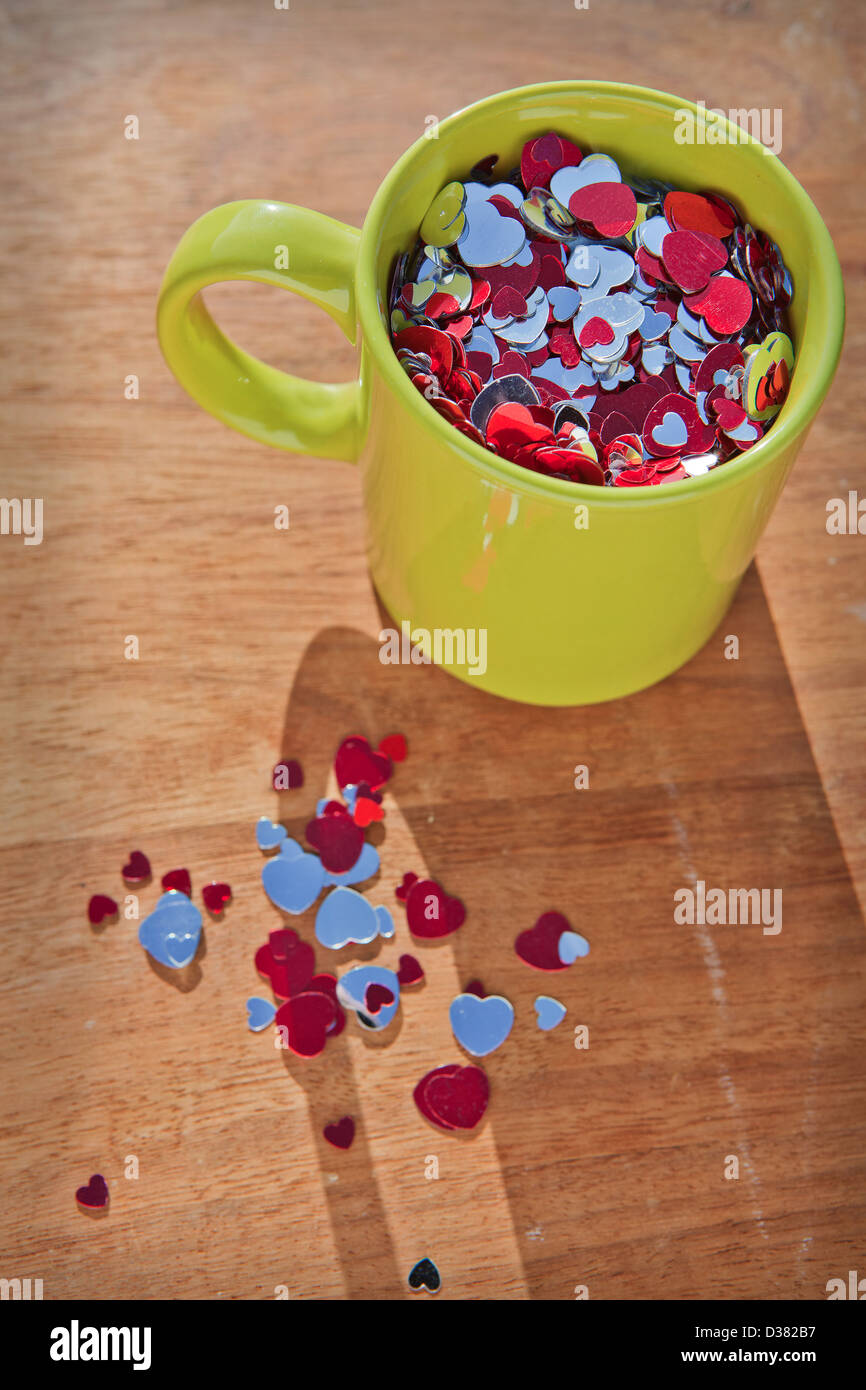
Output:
[[139, 891, 202, 969], [449, 991, 514, 1057], [534, 996, 567, 1031]]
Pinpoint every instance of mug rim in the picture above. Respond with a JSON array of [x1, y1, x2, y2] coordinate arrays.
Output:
[[356, 80, 845, 507]]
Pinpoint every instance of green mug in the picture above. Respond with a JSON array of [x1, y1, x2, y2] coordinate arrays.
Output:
[[157, 81, 844, 705]]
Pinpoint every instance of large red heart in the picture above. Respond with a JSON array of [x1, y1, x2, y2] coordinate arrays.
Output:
[[305, 808, 364, 873], [421, 1066, 489, 1130], [324, 1116, 355, 1150], [87, 894, 118, 926], [275, 992, 337, 1058], [569, 181, 637, 239], [660, 229, 728, 293], [664, 190, 737, 240], [76, 1174, 108, 1209], [405, 878, 465, 938], [121, 850, 151, 883], [334, 735, 392, 792], [685, 275, 753, 335], [515, 911, 574, 971]]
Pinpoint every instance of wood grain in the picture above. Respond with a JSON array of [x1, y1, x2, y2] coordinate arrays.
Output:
[[0, 0, 863, 1300]]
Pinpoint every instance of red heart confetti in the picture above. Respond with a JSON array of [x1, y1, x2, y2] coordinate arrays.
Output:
[[87, 894, 118, 926], [365, 983, 395, 1015], [377, 733, 407, 763], [275, 992, 337, 1058], [256, 929, 315, 1001], [422, 1065, 489, 1131], [685, 274, 753, 336], [515, 911, 574, 971], [121, 850, 150, 883], [464, 979, 487, 998], [324, 1116, 355, 1150], [569, 181, 637, 238], [353, 796, 384, 828], [273, 759, 304, 790], [305, 807, 364, 873], [396, 871, 419, 901], [202, 881, 232, 914], [404, 878, 465, 939], [661, 229, 728, 293], [578, 316, 615, 349], [161, 868, 191, 897], [76, 1174, 108, 1210], [396, 954, 425, 986], [334, 735, 392, 792]]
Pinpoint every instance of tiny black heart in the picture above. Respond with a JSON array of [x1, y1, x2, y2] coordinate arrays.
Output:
[[408, 1257, 441, 1293]]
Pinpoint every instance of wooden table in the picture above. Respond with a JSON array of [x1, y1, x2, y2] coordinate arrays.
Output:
[[1, 0, 863, 1301]]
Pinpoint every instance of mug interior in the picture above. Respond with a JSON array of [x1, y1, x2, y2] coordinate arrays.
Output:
[[358, 81, 844, 503]]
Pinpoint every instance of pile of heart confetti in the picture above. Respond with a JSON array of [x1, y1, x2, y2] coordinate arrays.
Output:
[[388, 132, 795, 486], [88, 853, 232, 967]]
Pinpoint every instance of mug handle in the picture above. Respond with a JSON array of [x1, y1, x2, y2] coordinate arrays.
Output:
[[157, 200, 362, 462]]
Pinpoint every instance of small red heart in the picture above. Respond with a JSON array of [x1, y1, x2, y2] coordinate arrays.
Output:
[[714, 397, 747, 431], [275, 991, 337, 1058], [306, 808, 364, 873], [353, 796, 384, 828], [491, 286, 528, 321], [422, 1066, 489, 1131], [334, 736, 392, 792], [397, 954, 424, 986], [76, 1174, 108, 1209], [395, 872, 419, 902], [515, 911, 574, 971], [378, 733, 408, 767], [121, 851, 150, 883], [87, 895, 118, 926], [273, 759, 304, 790], [495, 350, 531, 379], [202, 881, 231, 914], [464, 979, 487, 999], [161, 868, 191, 897], [364, 983, 395, 1015], [414, 1066, 461, 1128], [569, 181, 637, 238], [324, 1116, 355, 1150], [405, 879, 465, 939], [578, 316, 615, 349]]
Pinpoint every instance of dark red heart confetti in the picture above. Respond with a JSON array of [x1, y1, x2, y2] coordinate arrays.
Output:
[[161, 868, 191, 897], [515, 911, 574, 971], [275, 992, 337, 1058], [273, 759, 304, 790], [202, 881, 231, 914], [569, 181, 637, 238], [324, 1116, 355, 1150], [305, 808, 364, 873], [420, 1065, 489, 1131], [396, 871, 419, 901], [661, 229, 728, 294], [76, 1174, 108, 1209], [334, 735, 392, 792], [121, 851, 150, 883], [396, 954, 425, 986], [464, 979, 487, 998], [405, 878, 465, 939], [364, 983, 395, 1015], [87, 894, 118, 925]]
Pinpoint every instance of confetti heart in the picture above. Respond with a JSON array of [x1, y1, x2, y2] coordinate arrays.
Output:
[[649, 410, 688, 449], [558, 931, 590, 964], [449, 992, 514, 1057], [202, 881, 232, 914], [458, 197, 526, 268], [664, 190, 737, 240], [420, 181, 466, 247], [262, 839, 326, 914], [161, 868, 191, 897], [396, 953, 424, 986], [465, 979, 487, 998], [305, 808, 364, 874], [661, 229, 728, 293], [685, 273, 753, 336], [491, 286, 528, 320], [121, 850, 150, 883], [323, 841, 380, 889], [334, 736, 392, 792], [353, 796, 384, 828], [87, 894, 117, 926], [408, 1257, 441, 1294], [275, 992, 337, 1058], [569, 181, 637, 238], [423, 1065, 489, 1131], [578, 316, 615, 349], [256, 817, 288, 851], [139, 891, 202, 969], [272, 759, 304, 790], [324, 1116, 355, 1150], [76, 1174, 108, 1210], [534, 996, 567, 1031], [405, 878, 465, 939], [246, 996, 277, 1032], [395, 872, 418, 901], [255, 929, 315, 999], [413, 1065, 460, 1128], [365, 982, 395, 1015], [315, 886, 387, 951], [515, 911, 577, 972], [377, 732, 407, 763]]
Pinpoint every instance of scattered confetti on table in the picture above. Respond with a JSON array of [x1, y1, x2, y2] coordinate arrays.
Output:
[[388, 132, 794, 486]]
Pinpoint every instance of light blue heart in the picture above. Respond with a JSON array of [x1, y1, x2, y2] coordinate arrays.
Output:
[[139, 891, 202, 969], [558, 931, 590, 965], [262, 841, 326, 914], [323, 841, 379, 887], [337, 965, 400, 1030], [256, 816, 287, 851], [449, 992, 514, 1057], [535, 996, 567, 1031], [246, 996, 277, 1032], [316, 887, 378, 950]]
